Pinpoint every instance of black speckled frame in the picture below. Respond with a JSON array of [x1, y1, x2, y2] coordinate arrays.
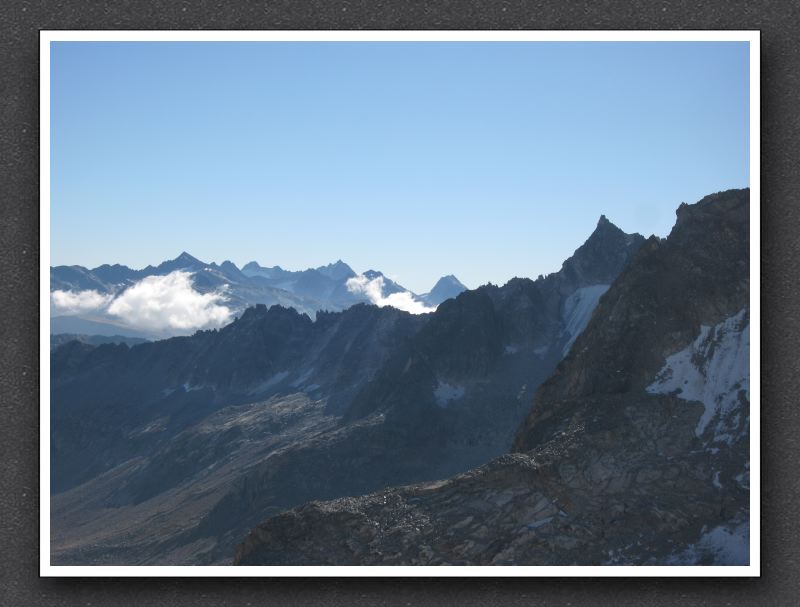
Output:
[[1, 2, 796, 605]]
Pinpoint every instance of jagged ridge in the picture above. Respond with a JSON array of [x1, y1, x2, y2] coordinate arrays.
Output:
[[234, 188, 750, 566]]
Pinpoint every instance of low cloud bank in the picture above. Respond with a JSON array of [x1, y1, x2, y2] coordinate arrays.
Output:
[[51, 289, 113, 315], [107, 271, 232, 332], [346, 274, 436, 315], [51, 271, 232, 334]]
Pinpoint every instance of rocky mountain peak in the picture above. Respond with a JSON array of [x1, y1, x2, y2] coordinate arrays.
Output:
[[588, 213, 627, 240], [557, 215, 645, 291], [514, 188, 750, 452], [176, 251, 200, 264], [437, 275, 462, 286], [316, 259, 356, 281], [422, 275, 468, 307], [669, 188, 749, 247], [155, 251, 204, 274]]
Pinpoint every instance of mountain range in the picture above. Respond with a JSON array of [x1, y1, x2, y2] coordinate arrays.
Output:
[[49, 189, 750, 567], [50, 256, 467, 338], [235, 189, 751, 566], [50, 204, 646, 564]]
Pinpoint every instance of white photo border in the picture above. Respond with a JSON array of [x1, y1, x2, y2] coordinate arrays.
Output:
[[40, 29, 761, 577]]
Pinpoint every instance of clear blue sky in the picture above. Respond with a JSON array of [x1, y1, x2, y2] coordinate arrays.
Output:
[[51, 41, 749, 293]]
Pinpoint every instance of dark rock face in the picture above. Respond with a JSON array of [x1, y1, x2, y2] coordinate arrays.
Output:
[[558, 214, 643, 292], [514, 188, 749, 451], [339, 218, 645, 453], [234, 189, 750, 566], [50, 213, 645, 565]]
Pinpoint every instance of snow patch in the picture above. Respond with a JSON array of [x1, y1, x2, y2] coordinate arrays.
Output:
[[51, 289, 113, 315], [434, 381, 466, 408], [646, 309, 749, 440], [699, 522, 749, 564], [561, 285, 610, 355], [670, 521, 749, 565]]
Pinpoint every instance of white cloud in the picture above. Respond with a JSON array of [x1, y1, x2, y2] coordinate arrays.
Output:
[[51, 289, 113, 315], [346, 274, 436, 315], [107, 271, 232, 333]]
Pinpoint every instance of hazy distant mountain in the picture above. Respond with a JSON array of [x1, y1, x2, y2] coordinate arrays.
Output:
[[50, 315, 153, 339], [240, 262, 434, 310], [361, 270, 405, 294], [50, 254, 320, 339], [50, 255, 468, 339], [50, 264, 137, 293], [421, 275, 468, 306], [240, 261, 287, 280], [316, 260, 357, 282], [151, 251, 204, 275]]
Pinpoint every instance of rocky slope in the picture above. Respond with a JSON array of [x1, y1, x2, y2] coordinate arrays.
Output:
[[51, 303, 424, 494], [234, 188, 750, 566], [195, 215, 644, 564], [50, 214, 644, 565]]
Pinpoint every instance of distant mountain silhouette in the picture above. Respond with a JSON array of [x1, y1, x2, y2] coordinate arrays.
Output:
[[421, 275, 468, 306]]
